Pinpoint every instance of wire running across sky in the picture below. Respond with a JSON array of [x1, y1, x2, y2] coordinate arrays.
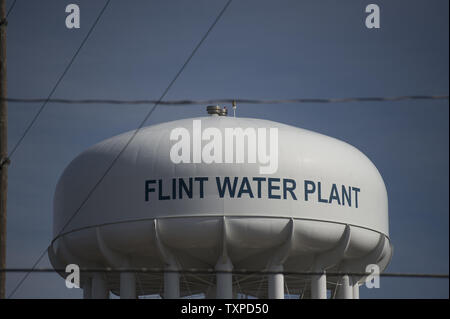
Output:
[[6, 0, 234, 299], [6, 0, 111, 161], [5, 0, 16, 18], [3, 94, 449, 106], [1, 268, 449, 279]]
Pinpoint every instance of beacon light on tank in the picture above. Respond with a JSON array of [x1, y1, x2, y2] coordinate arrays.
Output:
[[206, 105, 221, 115], [220, 106, 228, 116]]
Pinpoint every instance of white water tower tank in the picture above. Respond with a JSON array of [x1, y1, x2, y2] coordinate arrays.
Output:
[[49, 109, 392, 299]]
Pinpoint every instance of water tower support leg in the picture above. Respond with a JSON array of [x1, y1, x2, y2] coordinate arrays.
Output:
[[215, 218, 233, 299], [82, 276, 92, 299], [311, 271, 327, 299], [215, 257, 233, 299], [352, 279, 360, 299], [120, 272, 136, 299], [216, 272, 232, 299], [336, 274, 352, 299], [268, 266, 284, 299], [92, 273, 109, 299], [164, 271, 180, 299]]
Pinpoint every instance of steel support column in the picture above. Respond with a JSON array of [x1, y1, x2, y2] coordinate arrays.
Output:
[[268, 266, 284, 299], [311, 271, 327, 299], [336, 274, 352, 299], [120, 272, 136, 299], [216, 258, 233, 299], [164, 270, 180, 299], [352, 279, 360, 299], [92, 273, 109, 299], [82, 276, 92, 299]]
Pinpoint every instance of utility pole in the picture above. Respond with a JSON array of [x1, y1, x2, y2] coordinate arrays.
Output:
[[0, 0, 9, 299]]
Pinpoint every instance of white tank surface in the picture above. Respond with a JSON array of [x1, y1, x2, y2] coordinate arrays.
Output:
[[49, 112, 392, 299]]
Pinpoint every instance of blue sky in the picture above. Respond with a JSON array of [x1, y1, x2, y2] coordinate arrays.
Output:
[[4, 0, 449, 298]]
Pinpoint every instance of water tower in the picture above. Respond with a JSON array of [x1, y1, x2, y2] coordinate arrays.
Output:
[[48, 106, 392, 299]]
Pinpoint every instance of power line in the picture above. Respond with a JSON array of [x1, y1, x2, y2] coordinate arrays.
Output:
[[3, 95, 449, 106], [7, 0, 233, 299], [6, 0, 16, 18], [7, 0, 111, 160], [5, 0, 112, 297], [1, 268, 448, 279]]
